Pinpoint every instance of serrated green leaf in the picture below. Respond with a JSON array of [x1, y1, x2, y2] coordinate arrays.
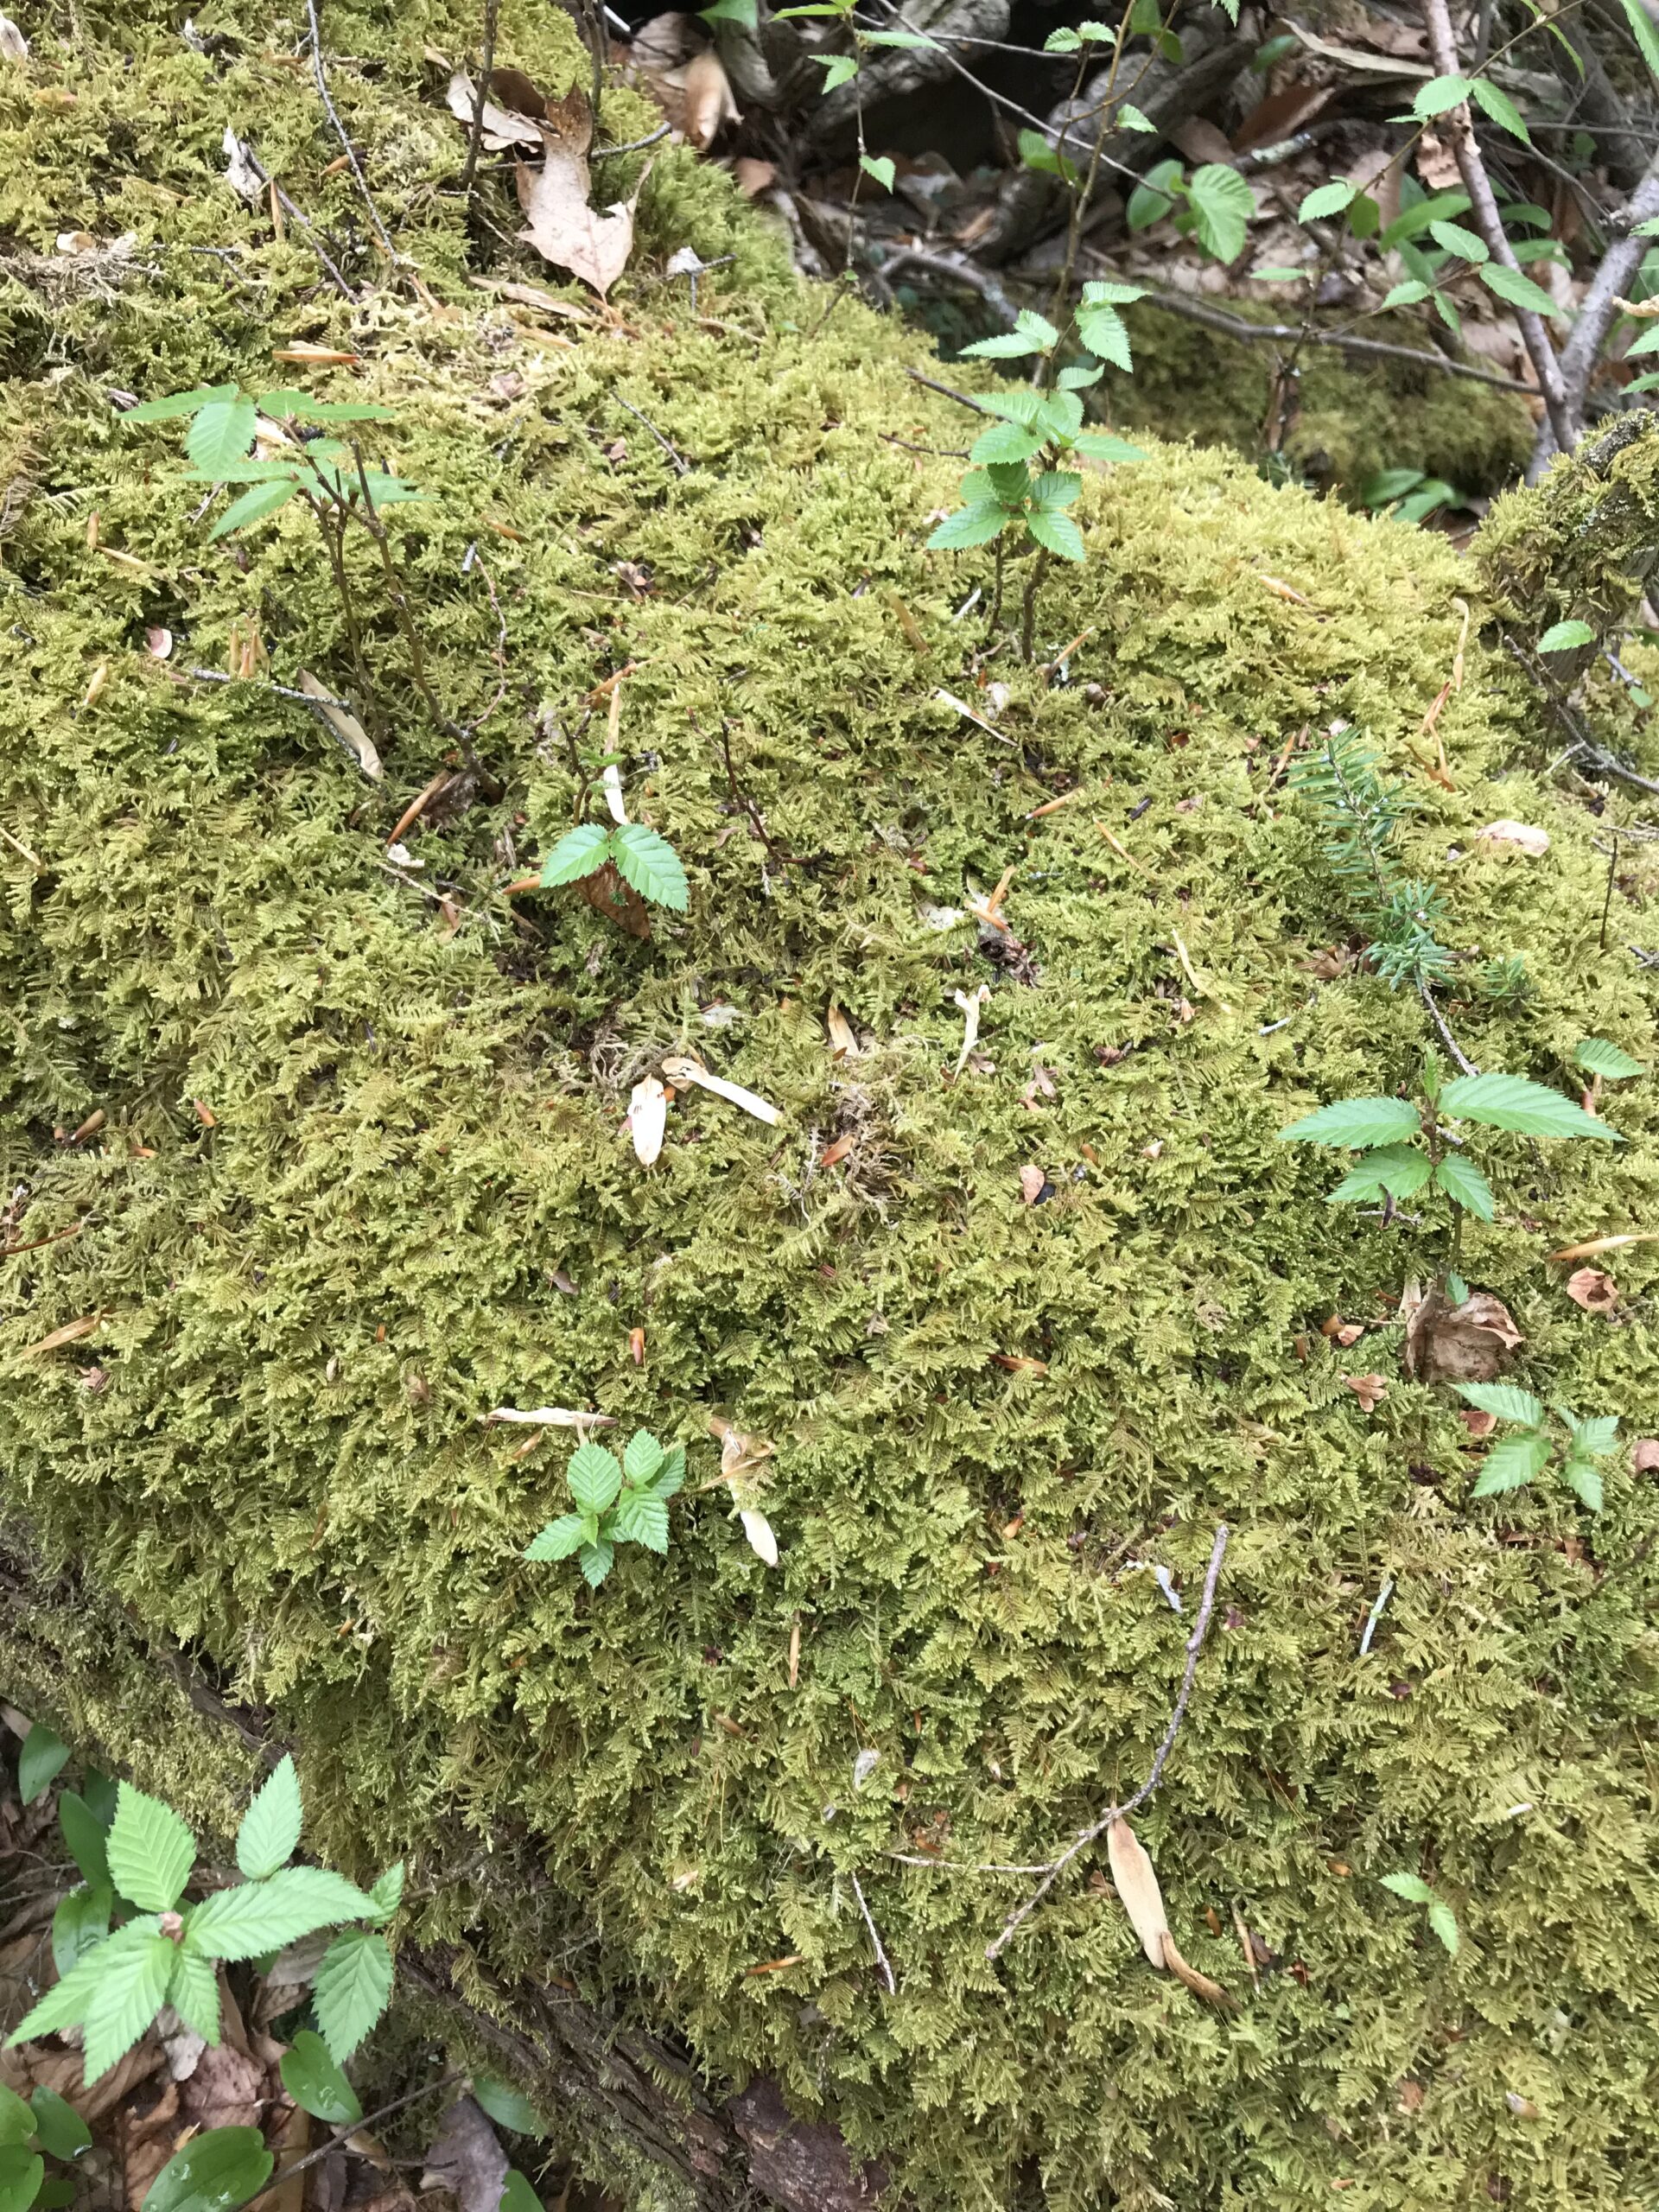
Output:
[[253, 393, 393, 423], [1471, 74, 1530, 141], [472, 2079, 547, 2137], [1381, 279, 1431, 308], [1044, 23, 1082, 46], [525, 1514, 588, 1562], [1428, 218, 1488, 262], [927, 503, 1010, 550], [1057, 363, 1103, 390], [168, 1948, 221, 2044], [577, 1540, 614, 1587], [8, 1923, 137, 2046], [1455, 1382, 1544, 1427], [979, 391, 1046, 425], [143, 2126, 274, 2212], [613, 1490, 670, 1552], [1077, 302, 1132, 372], [958, 332, 1045, 359], [1350, 1141, 1430, 1198], [1471, 1429, 1553, 1496], [185, 1866, 375, 1963], [313, 1929, 393, 2063], [1570, 1414, 1619, 1457], [812, 50, 857, 86], [1082, 279, 1148, 306], [82, 1932, 175, 2082], [622, 1433, 665, 1484], [51, 1884, 111, 1977], [106, 1784, 195, 1912], [1118, 101, 1155, 129], [610, 823, 690, 911], [1126, 160, 1183, 231], [650, 1445, 686, 1499], [1025, 507, 1085, 561], [29, 2088, 91, 2163], [368, 1863, 404, 1922], [567, 1442, 622, 1514], [1182, 164, 1255, 262], [1623, 322, 1659, 357], [1539, 619, 1594, 652], [1573, 1037, 1642, 1078], [1071, 431, 1144, 462], [280, 2031, 362, 2125], [0, 2089, 31, 2150], [208, 479, 301, 540], [1037, 389, 1085, 441], [0, 2148, 43, 2212], [971, 420, 1044, 466], [59, 1793, 110, 1887], [1560, 1457, 1605, 1510], [859, 154, 895, 190], [236, 1756, 302, 1880], [1433, 1153, 1495, 1219], [1279, 1096, 1421, 1148], [1440, 1071, 1620, 1141], [1414, 73, 1472, 118], [538, 823, 611, 888], [1379, 1871, 1433, 1903], [124, 384, 237, 423], [1426, 1901, 1461, 1954], [1619, 0, 1659, 79], [1030, 470, 1081, 510], [1297, 180, 1355, 222], [185, 396, 258, 477], [17, 1726, 68, 1807], [1480, 261, 1565, 319]]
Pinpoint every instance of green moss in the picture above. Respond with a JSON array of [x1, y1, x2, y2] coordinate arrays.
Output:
[[1477, 413, 1659, 637], [3, 5, 1659, 2209], [1116, 297, 1535, 497]]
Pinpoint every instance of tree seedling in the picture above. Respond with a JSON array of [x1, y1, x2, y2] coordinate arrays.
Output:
[[540, 822, 689, 915], [8, 1757, 400, 2079], [1456, 1383, 1618, 1510], [1280, 1054, 1618, 1261], [525, 1432, 685, 1586], [1378, 1871, 1460, 1955], [1573, 1036, 1643, 1118]]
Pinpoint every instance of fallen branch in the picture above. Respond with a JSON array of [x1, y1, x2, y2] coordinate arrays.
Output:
[[903, 365, 995, 416], [1417, 975, 1478, 1077], [986, 1522, 1230, 1961], [1421, 0, 1573, 453], [1105, 277, 1537, 396], [232, 139, 356, 301], [248, 2074, 467, 2203], [876, 245, 1021, 328]]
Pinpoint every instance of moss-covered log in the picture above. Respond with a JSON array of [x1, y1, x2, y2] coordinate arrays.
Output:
[[4, 3, 1659, 2209]]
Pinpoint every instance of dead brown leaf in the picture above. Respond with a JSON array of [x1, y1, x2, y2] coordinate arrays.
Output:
[[1018, 1165, 1046, 1205], [118, 2079, 181, 2211], [826, 1003, 859, 1058], [682, 48, 738, 149], [1633, 1439, 1659, 1471], [1416, 125, 1461, 189], [1477, 818, 1550, 857], [516, 87, 641, 299], [1232, 78, 1331, 152], [733, 156, 777, 198], [297, 671, 380, 780], [421, 2096, 508, 2212], [1160, 1931, 1235, 2007], [1106, 1815, 1167, 1967], [3, 2037, 162, 2121], [1402, 1281, 1522, 1382], [1459, 1408, 1497, 1440], [1320, 1314, 1364, 1347], [266, 2094, 311, 2212], [443, 70, 543, 150], [1344, 1373, 1389, 1412], [181, 2038, 265, 2133], [19, 1313, 99, 1357], [1565, 1266, 1618, 1315]]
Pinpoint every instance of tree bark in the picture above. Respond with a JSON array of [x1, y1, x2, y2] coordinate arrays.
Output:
[[1529, 149, 1659, 475]]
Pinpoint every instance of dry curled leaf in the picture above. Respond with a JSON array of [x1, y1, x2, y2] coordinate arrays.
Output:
[[1160, 1931, 1234, 2007], [1402, 1281, 1522, 1382], [682, 48, 739, 149], [486, 1405, 614, 1428], [443, 69, 543, 149], [1477, 818, 1550, 857], [421, 2097, 508, 2212], [1320, 1314, 1363, 1347], [661, 1054, 780, 1124], [145, 625, 173, 659], [297, 670, 380, 779], [826, 1003, 859, 1058], [516, 86, 641, 298], [1344, 1373, 1389, 1412], [629, 1074, 668, 1166], [1633, 1438, 1659, 1472], [20, 1313, 99, 1357], [1547, 1230, 1659, 1262], [1565, 1266, 1618, 1314], [0, 15, 29, 59], [1019, 1165, 1046, 1205], [1106, 1815, 1167, 1967], [1459, 1408, 1497, 1440]]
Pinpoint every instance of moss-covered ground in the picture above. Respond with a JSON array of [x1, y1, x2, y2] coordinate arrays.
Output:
[[3, 3, 1659, 2208]]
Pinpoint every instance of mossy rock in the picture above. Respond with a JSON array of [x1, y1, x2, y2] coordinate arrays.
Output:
[[5, 4, 1659, 2209]]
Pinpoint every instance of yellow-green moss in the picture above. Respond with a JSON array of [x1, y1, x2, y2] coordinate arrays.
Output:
[[3, 5, 1659, 2210], [1116, 296, 1535, 497]]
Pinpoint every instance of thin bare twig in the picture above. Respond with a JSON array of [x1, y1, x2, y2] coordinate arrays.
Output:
[[849, 1872, 897, 1994], [247, 2074, 467, 2203], [461, 543, 509, 738], [1532, 146, 1659, 471], [460, 0, 501, 197], [903, 365, 994, 416], [1417, 975, 1478, 1076], [594, 120, 672, 158], [985, 1523, 1230, 1961], [614, 395, 690, 475], [876, 245, 1021, 327], [1420, 0, 1573, 453], [306, 0, 399, 264], [1503, 632, 1659, 796], [232, 139, 356, 300]]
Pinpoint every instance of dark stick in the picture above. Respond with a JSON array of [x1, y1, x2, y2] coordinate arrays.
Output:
[[460, 0, 500, 197], [594, 121, 672, 158], [875, 245, 1021, 327], [1503, 632, 1659, 797], [1418, 975, 1478, 1077], [232, 139, 356, 301], [986, 1523, 1230, 1961], [614, 395, 690, 475], [1600, 828, 1620, 950], [306, 0, 399, 264], [1531, 146, 1659, 474], [903, 365, 994, 416]]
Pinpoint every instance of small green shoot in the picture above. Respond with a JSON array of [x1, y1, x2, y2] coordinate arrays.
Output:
[[540, 822, 689, 913], [1456, 1383, 1618, 1510], [526, 1432, 686, 1586], [1378, 1871, 1460, 1954]]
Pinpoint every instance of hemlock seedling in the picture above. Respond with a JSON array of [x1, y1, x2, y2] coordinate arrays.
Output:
[[526, 1432, 686, 1586]]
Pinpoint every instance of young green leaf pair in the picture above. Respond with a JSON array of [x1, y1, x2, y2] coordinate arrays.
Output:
[[9, 1757, 401, 2081], [526, 1431, 686, 1586], [539, 821, 690, 912], [1457, 1383, 1618, 1511], [0, 2079, 92, 2212], [1379, 1871, 1459, 1955]]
